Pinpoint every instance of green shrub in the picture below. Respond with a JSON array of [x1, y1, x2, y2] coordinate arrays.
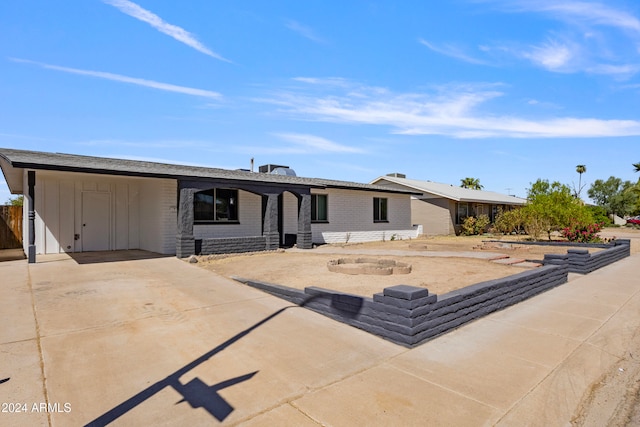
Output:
[[461, 214, 491, 236], [586, 205, 612, 226]]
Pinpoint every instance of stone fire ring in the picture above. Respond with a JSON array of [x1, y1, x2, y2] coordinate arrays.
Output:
[[327, 258, 412, 275]]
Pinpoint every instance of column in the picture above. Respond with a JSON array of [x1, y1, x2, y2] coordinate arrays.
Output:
[[176, 187, 196, 258], [297, 193, 312, 249], [27, 171, 36, 263], [263, 193, 280, 250]]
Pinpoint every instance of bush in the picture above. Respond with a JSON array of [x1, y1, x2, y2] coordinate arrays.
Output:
[[494, 209, 524, 235], [561, 222, 604, 243], [586, 205, 612, 226], [461, 214, 491, 236]]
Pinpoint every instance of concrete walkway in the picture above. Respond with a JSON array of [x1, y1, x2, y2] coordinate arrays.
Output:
[[1, 250, 639, 426]]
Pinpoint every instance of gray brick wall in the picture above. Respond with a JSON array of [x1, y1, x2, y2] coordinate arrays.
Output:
[[233, 241, 630, 347], [198, 236, 267, 255]]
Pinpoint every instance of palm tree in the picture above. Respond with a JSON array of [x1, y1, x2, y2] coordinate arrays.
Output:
[[460, 177, 483, 190], [634, 162, 640, 173], [575, 164, 586, 198]]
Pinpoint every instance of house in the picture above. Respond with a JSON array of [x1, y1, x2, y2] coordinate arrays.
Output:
[[0, 148, 420, 263], [370, 174, 526, 236]]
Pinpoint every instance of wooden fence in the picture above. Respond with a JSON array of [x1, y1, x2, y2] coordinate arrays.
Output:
[[0, 205, 22, 249]]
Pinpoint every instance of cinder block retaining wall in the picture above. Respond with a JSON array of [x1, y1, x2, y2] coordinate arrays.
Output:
[[233, 241, 631, 347], [234, 263, 569, 348], [196, 236, 267, 255], [542, 239, 630, 274]]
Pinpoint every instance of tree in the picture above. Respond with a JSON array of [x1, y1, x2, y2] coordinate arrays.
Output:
[[634, 162, 640, 173], [587, 177, 638, 217], [460, 177, 483, 190], [523, 179, 593, 240], [574, 164, 587, 198], [5, 195, 23, 206]]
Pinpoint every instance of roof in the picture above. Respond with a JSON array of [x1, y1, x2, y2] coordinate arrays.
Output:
[[371, 175, 527, 205], [0, 148, 417, 195]]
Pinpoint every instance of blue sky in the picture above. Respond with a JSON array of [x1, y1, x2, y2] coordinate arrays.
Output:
[[2, 0, 640, 204]]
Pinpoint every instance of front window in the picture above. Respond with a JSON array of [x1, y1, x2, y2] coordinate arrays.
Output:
[[456, 202, 468, 224], [194, 189, 238, 222], [373, 197, 388, 222], [311, 194, 328, 222]]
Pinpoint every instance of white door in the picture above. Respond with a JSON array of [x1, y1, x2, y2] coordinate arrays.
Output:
[[82, 192, 111, 251]]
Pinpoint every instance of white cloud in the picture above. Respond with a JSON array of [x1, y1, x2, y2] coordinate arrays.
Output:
[[505, 1, 640, 32], [260, 78, 640, 139], [273, 133, 364, 153], [418, 39, 489, 65], [285, 20, 325, 43], [477, 1, 640, 77], [103, 0, 230, 62], [587, 63, 640, 76], [521, 39, 575, 71], [11, 58, 223, 99]]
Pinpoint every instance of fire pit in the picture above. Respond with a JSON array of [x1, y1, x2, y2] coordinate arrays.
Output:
[[327, 258, 412, 275]]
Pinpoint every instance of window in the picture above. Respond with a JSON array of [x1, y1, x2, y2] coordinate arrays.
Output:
[[373, 197, 388, 222], [456, 202, 468, 224], [311, 194, 328, 222], [194, 188, 238, 222]]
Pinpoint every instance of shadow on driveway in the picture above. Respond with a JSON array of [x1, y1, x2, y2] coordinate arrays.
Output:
[[68, 250, 172, 265]]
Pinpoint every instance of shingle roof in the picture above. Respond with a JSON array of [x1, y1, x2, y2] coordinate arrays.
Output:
[[0, 148, 416, 194], [371, 175, 527, 205]]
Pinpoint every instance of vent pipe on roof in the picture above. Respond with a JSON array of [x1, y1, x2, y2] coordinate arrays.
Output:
[[251, 157, 254, 172]]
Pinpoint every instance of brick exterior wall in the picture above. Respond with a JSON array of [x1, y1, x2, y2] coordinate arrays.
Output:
[[311, 189, 415, 244], [193, 190, 262, 239], [197, 236, 267, 255]]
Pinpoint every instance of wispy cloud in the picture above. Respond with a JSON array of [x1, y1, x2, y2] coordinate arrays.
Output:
[[499, 0, 640, 32], [418, 39, 489, 65], [11, 58, 223, 99], [481, 0, 640, 77], [285, 20, 325, 43], [273, 133, 364, 153], [103, 0, 230, 62], [259, 78, 640, 139], [521, 38, 576, 71]]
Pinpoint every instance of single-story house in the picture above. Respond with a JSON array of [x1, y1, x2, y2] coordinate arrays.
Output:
[[370, 174, 526, 236], [0, 148, 420, 263]]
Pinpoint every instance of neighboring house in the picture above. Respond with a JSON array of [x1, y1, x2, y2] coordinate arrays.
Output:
[[370, 174, 526, 236], [0, 148, 419, 263]]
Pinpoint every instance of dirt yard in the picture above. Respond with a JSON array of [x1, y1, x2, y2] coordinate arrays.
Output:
[[195, 233, 618, 297]]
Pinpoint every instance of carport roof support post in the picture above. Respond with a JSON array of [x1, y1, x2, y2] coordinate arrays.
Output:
[[176, 187, 196, 258], [27, 170, 35, 263]]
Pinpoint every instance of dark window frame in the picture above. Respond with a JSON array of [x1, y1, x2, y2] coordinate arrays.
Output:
[[373, 197, 388, 222], [311, 194, 329, 223], [456, 202, 469, 225], [194, 188, 240, 224]]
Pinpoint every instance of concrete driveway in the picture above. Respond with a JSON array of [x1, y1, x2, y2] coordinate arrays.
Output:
[[2, 249, 640, 426]]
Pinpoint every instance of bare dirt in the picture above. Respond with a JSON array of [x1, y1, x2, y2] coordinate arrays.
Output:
[[195, 233, 609, 298]]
